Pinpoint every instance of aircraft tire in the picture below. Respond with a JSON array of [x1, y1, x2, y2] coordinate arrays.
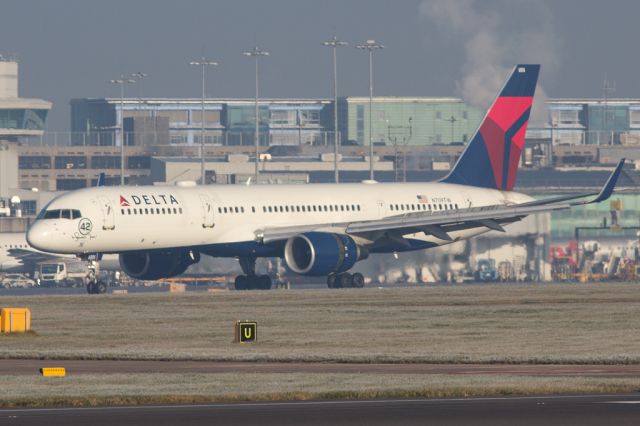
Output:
[[258, 275, 272, 290], [234, 275, 248, 291], [327, 274, 337, 289], [352, 273, 365, 288], [96, 281, 107, 294], [337, 273, 352, 288]]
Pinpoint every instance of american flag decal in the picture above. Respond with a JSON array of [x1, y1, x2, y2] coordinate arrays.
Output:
[[417, 195, 428, 204]]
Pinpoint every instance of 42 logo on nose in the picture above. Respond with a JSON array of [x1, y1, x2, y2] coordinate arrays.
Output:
[[78, 218, 93, 235]]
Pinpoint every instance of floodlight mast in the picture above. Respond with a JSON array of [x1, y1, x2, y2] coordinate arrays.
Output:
[[109, 76, 136, 185], [189, 58, 218, 184], [322, 36, 348, 183], [356, 40, 384, 181], [243, 47, 270, 183]]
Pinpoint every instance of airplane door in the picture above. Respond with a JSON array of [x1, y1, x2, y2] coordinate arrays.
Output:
[[99, 197, 115, 230], [199, 194, 215, 228], [377, 200, 386, 219]]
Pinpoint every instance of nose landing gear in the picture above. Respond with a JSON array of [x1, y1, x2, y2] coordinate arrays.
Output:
[[234, 257, 272, 290], [83, 258, 108, 294]]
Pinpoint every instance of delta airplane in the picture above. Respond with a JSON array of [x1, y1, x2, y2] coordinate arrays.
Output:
[[26, 65, 625, 292]]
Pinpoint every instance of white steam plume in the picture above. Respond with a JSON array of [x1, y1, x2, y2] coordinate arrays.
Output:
[[419, 0, 557, 125]]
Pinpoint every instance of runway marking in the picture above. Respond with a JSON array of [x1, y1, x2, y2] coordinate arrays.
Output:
[[0, 394, 634, 414], [602, 401, 640, 404]]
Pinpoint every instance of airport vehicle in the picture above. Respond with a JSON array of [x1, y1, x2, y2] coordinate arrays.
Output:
[[26, 65, 626, 293], [38, 261, 88, 287], [0, 273, 37, 288], [475, 259, 498, 282]]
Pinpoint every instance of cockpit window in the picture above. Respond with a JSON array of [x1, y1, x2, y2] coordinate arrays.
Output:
[[43, 210, 61, 219], [39, 209, 82, 220]]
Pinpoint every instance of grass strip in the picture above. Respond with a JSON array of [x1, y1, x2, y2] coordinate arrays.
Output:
[[1, 373, 640, 408]]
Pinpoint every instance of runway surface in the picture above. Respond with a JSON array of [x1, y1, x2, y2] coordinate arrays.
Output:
[[3, 358, 640, 377], [2, 394, 640, 425]]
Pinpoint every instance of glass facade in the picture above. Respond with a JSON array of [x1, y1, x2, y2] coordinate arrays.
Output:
[[0, 109, 48, 130], [340, 98, 483, 146]]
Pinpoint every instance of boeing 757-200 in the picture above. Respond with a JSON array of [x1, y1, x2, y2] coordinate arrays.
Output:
[[26, 65, 625, 292]]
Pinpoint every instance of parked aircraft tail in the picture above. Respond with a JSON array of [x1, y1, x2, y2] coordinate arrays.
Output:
[[442, 64, 540, 191]]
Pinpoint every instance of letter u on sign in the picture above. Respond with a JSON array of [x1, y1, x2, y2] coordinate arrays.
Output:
[[238, 321, 257, 343]]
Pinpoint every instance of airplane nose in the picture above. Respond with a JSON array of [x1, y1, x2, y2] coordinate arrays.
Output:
[[26, 222, 54, 252]]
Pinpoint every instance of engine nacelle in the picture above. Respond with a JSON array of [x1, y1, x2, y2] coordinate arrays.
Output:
[[119, 250, 200, 280], [284, 232, 366, 276]]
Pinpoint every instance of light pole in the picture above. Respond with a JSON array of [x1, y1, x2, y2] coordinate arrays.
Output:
[[356, 39, 384, 181], [131, 72, 147, 143], [322, 35, 348, 183], [243, 46, 269, 183], [189, 58, 218, 184], [109, 76, 136, 185]]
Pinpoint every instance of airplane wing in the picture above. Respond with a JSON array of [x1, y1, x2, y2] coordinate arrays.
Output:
[[257, 159, 626, 245], [6, 248, 68, 269]]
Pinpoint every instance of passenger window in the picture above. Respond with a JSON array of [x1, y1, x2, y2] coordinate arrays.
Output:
[[121, 209, 125, 215], [439, 204, 442, 210], [251, 207, 255, 213], [167, 209, 171, 215], [224, 207, 228, 213], [218, 208, 222, 213], [455, 204, 459, 209], [161, 208, 165, 214], [241, 207, 245, 213], [285, 206, 289, 212], [128, 209, 132, 215], [235, 207, 239, 213], [179, 208, 183, 214]]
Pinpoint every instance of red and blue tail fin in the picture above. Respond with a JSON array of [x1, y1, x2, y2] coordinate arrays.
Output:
[[442, 64, 540, 191]]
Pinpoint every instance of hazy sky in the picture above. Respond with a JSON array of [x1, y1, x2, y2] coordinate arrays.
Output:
[[2, 0, 640, 130]]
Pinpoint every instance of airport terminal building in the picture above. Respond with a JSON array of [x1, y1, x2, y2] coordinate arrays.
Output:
[[69, 96, 484, 148]]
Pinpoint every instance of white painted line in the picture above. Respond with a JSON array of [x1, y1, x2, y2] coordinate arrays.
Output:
[[602, 401, 640, 404], [0, 394, 633, 414]]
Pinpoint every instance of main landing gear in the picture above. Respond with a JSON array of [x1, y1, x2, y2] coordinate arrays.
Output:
[[327, 272, 365, 289], [234, 257, 272, 290]]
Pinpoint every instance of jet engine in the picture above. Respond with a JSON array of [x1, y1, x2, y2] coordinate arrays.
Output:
[[119, 250, 200, 280], [284, 232, 367, 276]]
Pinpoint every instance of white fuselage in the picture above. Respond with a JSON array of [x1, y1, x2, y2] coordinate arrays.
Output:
[[26, 181, 534, 256]]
